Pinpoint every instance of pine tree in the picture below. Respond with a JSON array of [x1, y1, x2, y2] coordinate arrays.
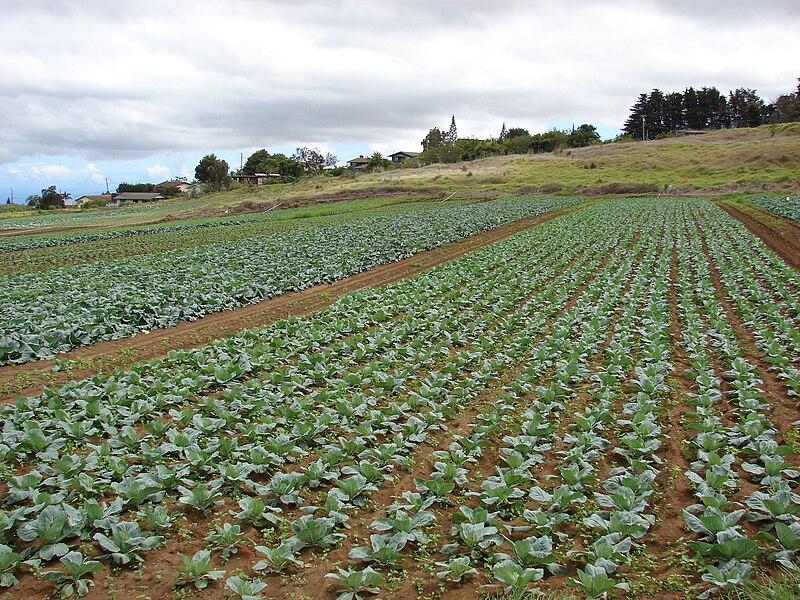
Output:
[[623, 93, 648, 139], [645, 89, 667, 138], [683, 87, 704, 130], [499, 122, 508, 141], [447, 115, 458, 144], [664, 92, 685, 131]]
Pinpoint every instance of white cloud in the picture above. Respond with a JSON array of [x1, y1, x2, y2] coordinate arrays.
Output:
[[145, 164, 171, 180]]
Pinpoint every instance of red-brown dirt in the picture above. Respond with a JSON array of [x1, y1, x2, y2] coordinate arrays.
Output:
[[717, 201, 800, 270]]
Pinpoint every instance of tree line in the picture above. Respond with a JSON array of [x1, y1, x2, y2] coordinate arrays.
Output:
[[622, 79, 800, 140], [195, 147, 340, 190], [414, 116, 602, 166], [25, 186, 71, 209]]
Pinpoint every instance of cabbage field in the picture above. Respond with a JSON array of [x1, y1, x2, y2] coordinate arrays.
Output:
[[747, 195, 800, 224], [0, 197, 798, 599], [0, 196, 576, 365]]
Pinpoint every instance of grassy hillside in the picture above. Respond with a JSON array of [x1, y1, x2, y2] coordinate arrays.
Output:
[[373, 123, 800, 194], [227, 123, 800, 204]]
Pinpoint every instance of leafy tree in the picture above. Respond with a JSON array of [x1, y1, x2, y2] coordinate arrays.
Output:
[[269, 153, 305, 179], [772, 81, 800, 123], [366, 152, 390, 172], [529, 130, 568, 153], [728, 88, 767, 127], [242, 149, 271, 175], [422, 127, 443, 151], [504, 134, 534, 154], [506, 127, 530, 139], [81, 197, 110, 210], [28, 186, 69, 209], [117, 183, 155, 193], [567, 124, 601, 148], [292, 147, 323, 173], [195, 154, 230, 191]]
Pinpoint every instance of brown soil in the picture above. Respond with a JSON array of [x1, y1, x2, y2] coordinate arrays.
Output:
[[0, 206, 581, 403], [716, 201, 800, 270], [187, 186, 455, 220]]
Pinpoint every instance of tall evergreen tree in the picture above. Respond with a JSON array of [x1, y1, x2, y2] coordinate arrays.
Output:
[[663, 92, 685, 131], [683, 87, 704, 129], [694, 87, 727, 129], [447, 115, 458, 144], [772, 80, 800, 123], [623, 93, 648, 139], [499, 122, 508, 141], [728, 88, 767, 127], [645, 89, 667, 138]]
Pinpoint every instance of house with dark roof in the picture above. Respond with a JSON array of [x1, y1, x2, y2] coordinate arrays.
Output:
[[388, 151, 420, 165], [347, 155, 370, 171], [108, 192, 166, 206], [156, 180, 193, 193], [231, 173, 280, 185]]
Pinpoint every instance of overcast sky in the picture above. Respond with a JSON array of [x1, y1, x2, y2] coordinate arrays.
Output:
[[1, 0, 798, 200]]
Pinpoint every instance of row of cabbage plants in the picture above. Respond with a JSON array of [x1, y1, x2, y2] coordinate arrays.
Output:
[[0, 198, 470, 264], [745, 195, 800, 224], [0, 196, 577, 365], [675, 204, 800, 597]]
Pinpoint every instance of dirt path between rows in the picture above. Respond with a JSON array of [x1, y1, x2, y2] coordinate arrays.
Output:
[[0, 206, 581, 402], [717, 201, 800, 270]]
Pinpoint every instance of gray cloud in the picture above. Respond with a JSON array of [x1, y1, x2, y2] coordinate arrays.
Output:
[[0, 0, 798, 164]]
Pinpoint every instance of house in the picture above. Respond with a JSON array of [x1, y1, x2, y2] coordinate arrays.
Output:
[[156, 179, 193, 193], [230, 173, 281, 185], [75, 194, 111, 206], [388, 151, 420, 165], [347, 156, 370, 171], [108, 192, 166, 206]]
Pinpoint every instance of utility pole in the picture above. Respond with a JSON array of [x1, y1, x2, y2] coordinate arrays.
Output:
[[642, 116, 646, 141], [105, 178, 110, 194]]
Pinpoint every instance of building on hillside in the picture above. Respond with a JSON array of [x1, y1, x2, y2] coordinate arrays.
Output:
[[75, 194, 112, 206], [156, 180, 193, 193], [108, 192, 166, 206], [388, 151, 420, 165], [347, 155, 370, 171], [230, 173, 280, 185]]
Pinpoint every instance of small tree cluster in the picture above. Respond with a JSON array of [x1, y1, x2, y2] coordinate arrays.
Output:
[[415, 117, 600, 166], [195, 154, 231, 191], [291, 147, 337, 174], [26, 186, 70, 210]]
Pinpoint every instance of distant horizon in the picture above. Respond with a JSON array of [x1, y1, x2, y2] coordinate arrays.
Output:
[[4, 122, 629, 202]]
